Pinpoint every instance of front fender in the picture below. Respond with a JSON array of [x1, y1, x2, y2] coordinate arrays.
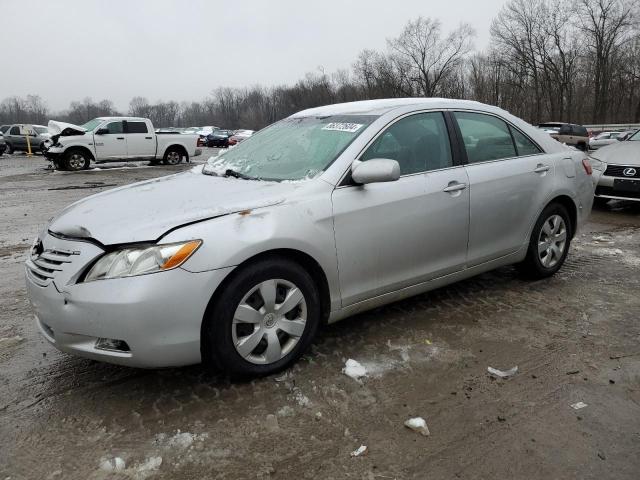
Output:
[[160, 191, 341, 310]]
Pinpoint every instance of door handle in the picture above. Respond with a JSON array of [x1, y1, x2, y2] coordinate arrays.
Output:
[[534, 164, 550, 173], [443, 182, 467, 193], [145, 136, 152, 139], [116, 137, 125, 140]]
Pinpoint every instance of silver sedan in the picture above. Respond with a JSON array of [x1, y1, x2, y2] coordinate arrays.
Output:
[[25, 98, 597, 377]]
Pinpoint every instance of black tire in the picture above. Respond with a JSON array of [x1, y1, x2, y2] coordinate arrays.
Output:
[[64, 149, 90, 171], [518, 202, 572, 279], [5, 143, 12, 155], [163, 147, 184, 165], [576, 142, 587, 151], [202, 257, 321, 378]]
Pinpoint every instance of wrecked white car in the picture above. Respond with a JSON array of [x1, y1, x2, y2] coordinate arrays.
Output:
[[45, 117, 201, 170]]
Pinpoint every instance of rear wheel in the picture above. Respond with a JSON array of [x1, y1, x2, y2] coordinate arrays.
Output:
[[518, 203, 572, 279], [64, 150, 90, 171], [5, 143, 12, 155], [202, 258, 321, 377], [163, 148, 183, 165]]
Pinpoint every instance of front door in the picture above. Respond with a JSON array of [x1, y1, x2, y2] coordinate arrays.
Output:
[[331, 111, 470, 306], [94, 120, 127, 159]]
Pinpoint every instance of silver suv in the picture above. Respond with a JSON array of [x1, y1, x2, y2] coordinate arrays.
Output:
[[3, 124, 51, 154], [25, 99, 597, 377]]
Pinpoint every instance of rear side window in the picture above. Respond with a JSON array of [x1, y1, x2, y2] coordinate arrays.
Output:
[[105, 121, 123, 134], [9, 126, 19, 135], [510, 127, 542, 156], [361, 112, 452, 174], [454, 112, 516, 163], [573, 126, 587, 136], [127, 121, 148, 134]]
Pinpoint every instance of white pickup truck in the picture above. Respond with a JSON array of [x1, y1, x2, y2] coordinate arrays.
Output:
[[45, 117, 201, 171]]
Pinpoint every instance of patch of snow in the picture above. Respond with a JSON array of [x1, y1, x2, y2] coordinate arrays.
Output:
[[292, 388, 310, 407], [487, 366, 518, 378], [99, 457, 125, 472], [154, 431, 208, 450], [350, 445, 368, 457], [342, 359, 367, 380], [404, 417, 430, 436]]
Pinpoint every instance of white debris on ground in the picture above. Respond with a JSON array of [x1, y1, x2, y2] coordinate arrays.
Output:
[[571, 401, 588, 410], [386, 339, 411, 362], [292, 388, 311, 407], [404, 417, 430, 436], [350, 445, 368, 457], [99, 457, 126, 472], [154, 431, 209, 450], [265, 414, 280, 432], [343, 359, 367, 380], [133, 457, 163, 479], [276, 405, 295, 417], [487, 366, 519, 378], [0, 335, 24, 348]]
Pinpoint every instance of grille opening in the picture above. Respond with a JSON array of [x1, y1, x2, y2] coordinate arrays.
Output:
[[604, 165, 640, 178], [596, 186, 640, 199], [95, 338, 131, 353]]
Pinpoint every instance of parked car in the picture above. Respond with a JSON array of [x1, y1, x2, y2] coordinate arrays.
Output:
[[45, 117, 201, 171], [0, 133, 6, 156], [206, 129, 234, 148], [25, 98, 597, 376], [589, 131, 623, 150], [538, 122, 589, 150], [3, 124, 51, 154], [592, 129, 640, 204], [616, 129, 638, 141], [228, 129, 254, 145]]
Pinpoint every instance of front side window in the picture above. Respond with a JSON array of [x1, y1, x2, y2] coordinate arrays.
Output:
[[126, 121, 148, 134], [628, 130, 640, 141], [203, 115, 377, 181], [104, 121, 123, 134], [9, 126, 19, 135], [454, 112, 517, 163], [361, 112, 452, 174], [34, 127, 48, 135]]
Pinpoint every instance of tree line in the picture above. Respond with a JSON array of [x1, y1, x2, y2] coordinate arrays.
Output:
[[1, 0, 638, 130]]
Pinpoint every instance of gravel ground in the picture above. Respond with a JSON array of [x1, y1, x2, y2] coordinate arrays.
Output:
[[1, 152, 639, 480]]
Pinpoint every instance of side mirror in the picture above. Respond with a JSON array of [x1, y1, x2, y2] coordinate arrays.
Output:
[[95, 128, 109, 135], [351, 159, 400, 185]]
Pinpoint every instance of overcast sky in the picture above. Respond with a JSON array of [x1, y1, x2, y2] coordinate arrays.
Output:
[[0, 0, 508, 111]]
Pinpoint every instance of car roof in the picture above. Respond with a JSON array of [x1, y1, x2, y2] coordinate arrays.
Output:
[[96, 116, 148, 121], [290, 98, 507, 118]]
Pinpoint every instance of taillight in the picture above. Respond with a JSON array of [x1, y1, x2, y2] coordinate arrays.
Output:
[[582, 158, 592, 175]]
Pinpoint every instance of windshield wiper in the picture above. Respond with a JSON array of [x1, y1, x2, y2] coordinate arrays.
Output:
[[224, 169, 257, 180]]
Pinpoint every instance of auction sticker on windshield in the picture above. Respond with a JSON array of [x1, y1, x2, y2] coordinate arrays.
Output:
[[322, 123, 364, 133]]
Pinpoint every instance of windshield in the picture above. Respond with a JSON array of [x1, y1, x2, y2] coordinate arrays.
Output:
[[203, 115, 377, 181], [628, 130, 640, 141], [81, 118, 104, 131], [34, 127, 48, 134]]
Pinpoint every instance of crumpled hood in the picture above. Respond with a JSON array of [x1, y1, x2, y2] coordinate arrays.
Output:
[[591, 141, 640, 166], [48, 168, 297, 245], [47, 120, 87, 136]]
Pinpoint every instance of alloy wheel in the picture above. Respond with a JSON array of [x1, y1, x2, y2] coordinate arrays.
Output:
[[166, 151, 181, 165], [68, 153, 85, 170], [231, 279, 307, 365], [537, 214, 567, 268]]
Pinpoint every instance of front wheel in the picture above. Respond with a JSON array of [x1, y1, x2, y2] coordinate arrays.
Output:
[[202, 258, 321, 377], [518, 203, 572, 279], [64, 150, 90, 171]]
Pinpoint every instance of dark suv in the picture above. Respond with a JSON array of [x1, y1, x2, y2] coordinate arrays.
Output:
[[538, 122, 589, 151]]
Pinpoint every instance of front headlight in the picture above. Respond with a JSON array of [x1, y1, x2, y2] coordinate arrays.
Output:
[[83, 240, 202, 282]]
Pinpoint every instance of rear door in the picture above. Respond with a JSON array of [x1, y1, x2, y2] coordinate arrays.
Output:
[[331, 111, 470, 306], [453, 111, 555, 265], [124, 120, 155, 158], [94, 121, 127, 159], [7, 126, 24, 149]]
